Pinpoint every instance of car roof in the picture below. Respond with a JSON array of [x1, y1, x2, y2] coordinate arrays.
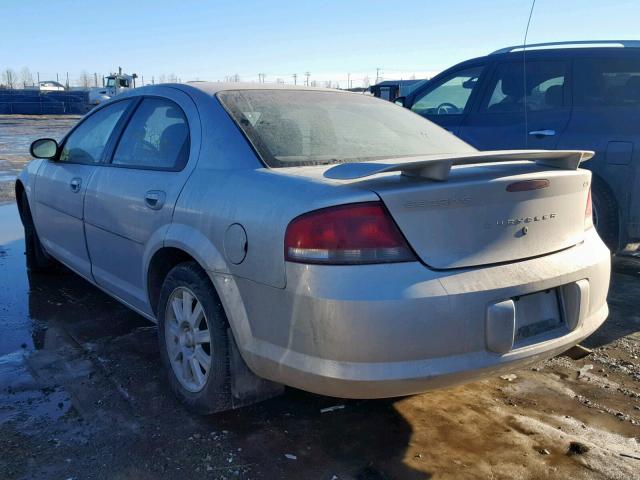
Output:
[[425, 42, 640, 81], [451, 41, 640, 66]]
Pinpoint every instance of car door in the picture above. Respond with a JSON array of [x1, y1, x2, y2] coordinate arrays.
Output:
[[459, 59, 572, 150], [407, 64, 486, 134], [83, 89, 200, 314], [33, 99, 132, 278], [559, 53, 640, 242]]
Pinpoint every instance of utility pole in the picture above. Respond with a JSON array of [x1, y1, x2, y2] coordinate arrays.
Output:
[[65, 72, 69, 90], [292, 73, 297, 85], [304, 71, 310, 86], [375, 67, 382, 85], [347, 73, 350, 89], [94, 72, 98, 87], [37, 72, 40, 84], [141, 76, 144, 86]]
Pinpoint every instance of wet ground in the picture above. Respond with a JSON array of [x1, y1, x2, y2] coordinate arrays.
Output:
[[0, 117, 639, 479], [0, 115, 80, 202]]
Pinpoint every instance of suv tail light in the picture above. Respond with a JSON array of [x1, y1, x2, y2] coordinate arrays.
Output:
[[284, 202, 416, 264], [585, 188, 594, 230]]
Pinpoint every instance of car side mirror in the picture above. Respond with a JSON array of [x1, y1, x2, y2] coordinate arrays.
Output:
[[30, 138, 59, 160], [394, 96, 406, 107]]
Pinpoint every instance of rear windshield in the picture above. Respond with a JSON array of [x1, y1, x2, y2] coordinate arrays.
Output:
[[217, 90, 474, 167]]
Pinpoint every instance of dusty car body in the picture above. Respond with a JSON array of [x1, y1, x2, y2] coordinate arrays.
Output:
[[16, 83, 611, 413]]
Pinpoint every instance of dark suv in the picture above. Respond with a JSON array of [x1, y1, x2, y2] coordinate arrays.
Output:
[[399, 40, 640, 250]]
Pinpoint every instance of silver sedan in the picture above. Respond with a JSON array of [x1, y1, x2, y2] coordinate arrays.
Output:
[[17, 83, 610, 413]]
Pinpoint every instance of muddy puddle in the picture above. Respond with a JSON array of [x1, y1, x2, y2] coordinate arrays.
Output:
[[0, 115, 80, 203], [0, 201, 638, 479]]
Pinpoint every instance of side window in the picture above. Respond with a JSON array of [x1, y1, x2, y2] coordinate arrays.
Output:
[[411, 66, 483, 116], [59, 100, 130, 163], [481, 61, 568, 113], [574, 57, 640, 107], [112, 98, 190, 170]]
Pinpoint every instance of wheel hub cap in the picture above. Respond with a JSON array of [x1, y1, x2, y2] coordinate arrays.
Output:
[[164, 287, 212, 393]]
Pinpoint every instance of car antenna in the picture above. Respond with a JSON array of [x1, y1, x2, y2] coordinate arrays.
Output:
[[523, 0, 536, 147]]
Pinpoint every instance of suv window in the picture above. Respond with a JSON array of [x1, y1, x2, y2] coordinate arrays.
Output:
[[59, 100, 130, 163], [411, 66, 483, 116], [481, 61, 568, 113], [574, 57, 640, 107], [112, 98, 190, 170]]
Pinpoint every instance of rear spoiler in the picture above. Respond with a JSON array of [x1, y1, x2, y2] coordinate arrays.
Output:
[[324, 150, 594, 181]]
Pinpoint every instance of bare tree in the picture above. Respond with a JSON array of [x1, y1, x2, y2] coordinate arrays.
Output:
[[158, 74, 167, 83], [167, 73, 178, 83], [79, 70, 92, 88], [230, 73, 240, 82], [409, 74, 416, 80], [310, 80, 317, 87], [323, 80, 332, 88], [20, 67, 33, 87], [2, 68, 17, 89], [362, 75, 370, 88], [276, 77, 284, 84]]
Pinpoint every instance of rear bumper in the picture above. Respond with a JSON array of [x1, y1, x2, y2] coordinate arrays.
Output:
[[219, 228, 611, 399]]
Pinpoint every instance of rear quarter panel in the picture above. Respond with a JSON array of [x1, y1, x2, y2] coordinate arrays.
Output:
[[173, 167, 378, 288]]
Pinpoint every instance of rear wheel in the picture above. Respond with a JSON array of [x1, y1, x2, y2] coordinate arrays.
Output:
[[19, 191, 57, 272], [157, 261, 232, 414], [591, 177, 619, 251]]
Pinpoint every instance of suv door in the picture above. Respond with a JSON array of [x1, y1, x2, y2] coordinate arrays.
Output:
[[83, 89, 200, 314], [406, 65, 486, 134], [560, 53, 640, 246], [459, 59, 572, 150], [33, 100, 132, 278]]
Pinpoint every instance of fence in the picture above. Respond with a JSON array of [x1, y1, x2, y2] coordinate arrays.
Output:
[[0, 90, 91, 115]]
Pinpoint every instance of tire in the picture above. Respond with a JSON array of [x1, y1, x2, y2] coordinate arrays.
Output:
[[591, 177, 619, 251], [19, 191, 57, 272], [157, 261, 232, 414]]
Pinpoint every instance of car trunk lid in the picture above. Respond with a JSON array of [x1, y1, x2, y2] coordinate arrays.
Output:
[[324, 150, 593, 269]]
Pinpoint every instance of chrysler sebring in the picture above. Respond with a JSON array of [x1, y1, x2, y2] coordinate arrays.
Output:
[[17, 83, 610, 413]]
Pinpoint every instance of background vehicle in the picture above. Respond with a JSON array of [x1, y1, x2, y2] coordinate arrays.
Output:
[[37, 81, 66, 91], [398, 40, 640, 250], [17, 84, 610, 414], [88, 68, 138, 105]]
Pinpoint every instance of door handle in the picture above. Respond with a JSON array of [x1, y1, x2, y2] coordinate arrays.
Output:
[[70, 177, 82, 193], [528, 129, 556, 137], [144, 190, 166, 210]]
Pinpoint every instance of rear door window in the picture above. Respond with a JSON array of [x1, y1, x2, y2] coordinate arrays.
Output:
[[111, 98, 190, 170], [410, 66, 484, 116], [59, 100, 130, 163], [480, 61, 569, 113], [574, 57, 640, 107]]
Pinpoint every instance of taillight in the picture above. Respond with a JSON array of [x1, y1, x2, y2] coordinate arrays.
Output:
[[284, 202, 416, 264], [585, 188, 594, 230]]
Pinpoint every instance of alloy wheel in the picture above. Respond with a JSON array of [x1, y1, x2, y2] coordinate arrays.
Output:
[[164, 287, 212, 392]]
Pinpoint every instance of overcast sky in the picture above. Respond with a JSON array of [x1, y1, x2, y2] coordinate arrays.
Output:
[[2, 0, 639, 87]]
